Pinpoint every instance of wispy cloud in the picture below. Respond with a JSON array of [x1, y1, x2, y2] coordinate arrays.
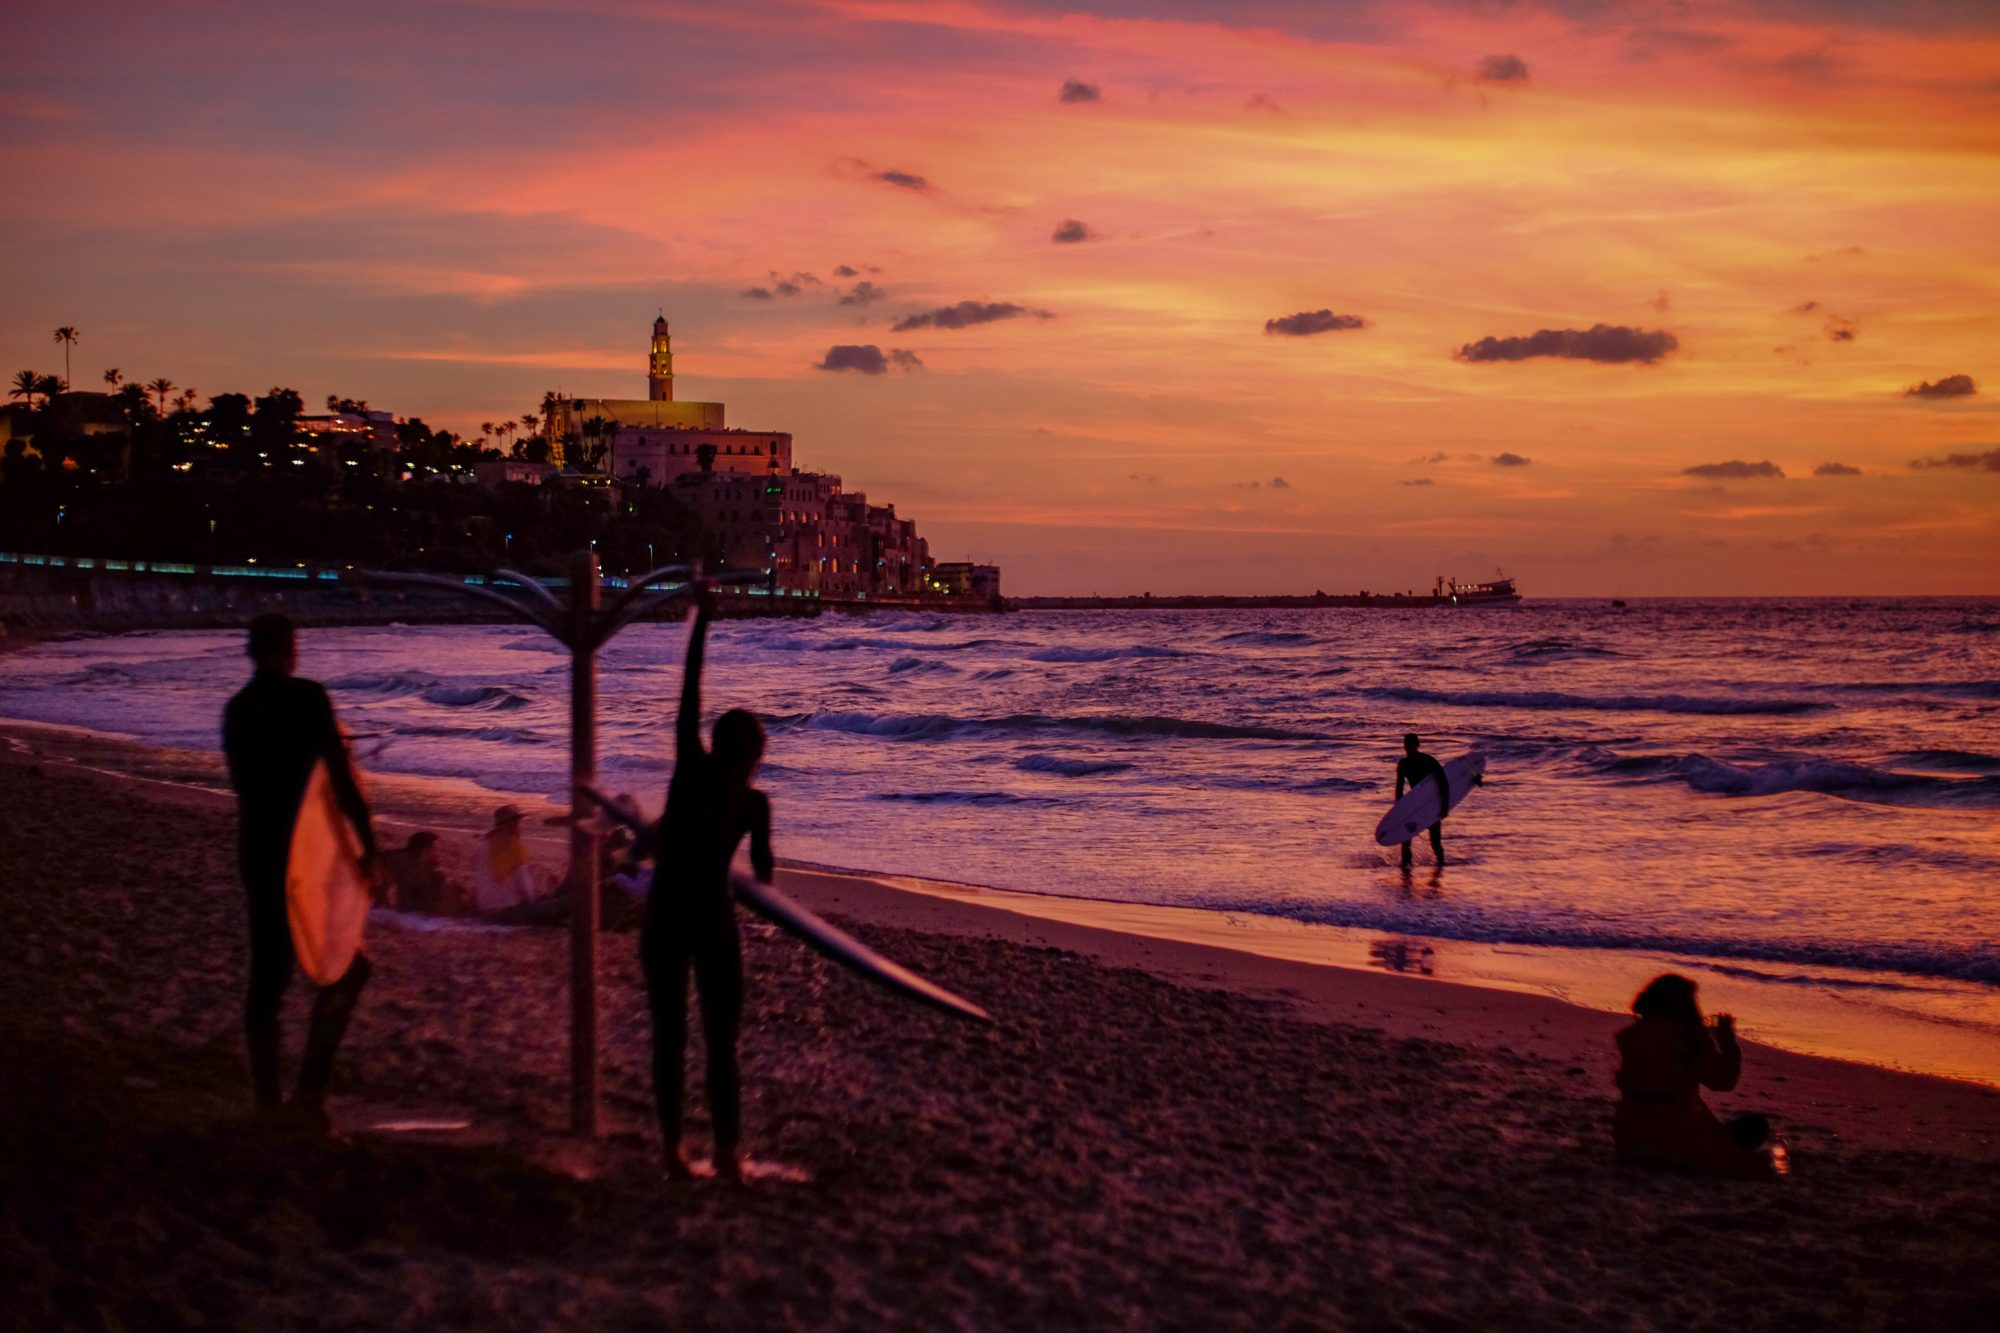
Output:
[[1058, 78, 1101, 104], [1492, 452, 1532, 467], [1909, 447, 2000, 472], [1265, 309, 1367, 337], [1051, 218, 1097, 244], [1813, 461, 1862, 476], [1457, 325, 1679, 365], [816, 344, 922, 374], [890, 301, 1054, 332], [1905, 374, 1978, 399], [1683, 459, 1785, 479], [1477, 54, 1530, 83]]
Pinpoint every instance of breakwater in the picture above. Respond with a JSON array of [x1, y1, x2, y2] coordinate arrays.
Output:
[[0, 551, 991, 632]]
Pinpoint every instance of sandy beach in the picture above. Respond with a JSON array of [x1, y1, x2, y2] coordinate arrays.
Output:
[[3, 722, 1998, 1330]]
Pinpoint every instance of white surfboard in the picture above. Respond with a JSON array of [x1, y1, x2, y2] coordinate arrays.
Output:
[[578, 784, 994, 1025], [286, 758, 372, 985], [1373, 752, 1486, 847]]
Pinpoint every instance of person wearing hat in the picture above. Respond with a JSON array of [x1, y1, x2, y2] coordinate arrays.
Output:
[[222, 613, 379, 1128], [476, 804, 539, 911]]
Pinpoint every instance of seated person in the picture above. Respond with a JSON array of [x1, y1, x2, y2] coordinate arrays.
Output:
[[1613, 974, 1775, 1178], [475, 805, 542, 912], [375, 831, 471, 915]]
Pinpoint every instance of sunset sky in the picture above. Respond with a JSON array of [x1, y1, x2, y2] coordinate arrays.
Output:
[[5, 0, 1997, 595]]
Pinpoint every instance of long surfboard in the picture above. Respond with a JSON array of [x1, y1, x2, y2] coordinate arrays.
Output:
[[286, 758, 372, 985], [1373, 752, 1486, 847], [578, 784, 994, 1025]]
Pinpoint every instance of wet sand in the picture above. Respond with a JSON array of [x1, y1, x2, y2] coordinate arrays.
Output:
[[3, 724, 1998, 1330]]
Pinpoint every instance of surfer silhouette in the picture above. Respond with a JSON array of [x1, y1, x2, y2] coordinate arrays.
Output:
[[642, 582, 773, 1183], [1394, 732, 1453, 868], [221, 614, 379, 1128]]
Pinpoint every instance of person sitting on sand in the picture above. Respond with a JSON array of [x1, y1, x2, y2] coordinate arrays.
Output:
[[221, 613, 378, 1127], [474, 805, 540, 912], [1613, 974, 1774, 1178], [376, 830, 470, 916], [644, 582, 774, 1183]]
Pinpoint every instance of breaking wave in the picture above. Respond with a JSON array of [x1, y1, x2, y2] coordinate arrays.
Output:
[[804, 709, 1326, 743], [1580, 748, 2000, 808], [1365, 685, 1826, 716]]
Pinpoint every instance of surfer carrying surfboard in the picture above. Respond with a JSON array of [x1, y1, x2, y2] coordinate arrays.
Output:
[[643, 582, 773, 1183], [1395, 732, 1460, 868], [222, 614, 379, 1128]]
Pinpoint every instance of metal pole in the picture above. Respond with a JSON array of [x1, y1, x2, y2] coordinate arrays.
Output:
[[569, 550, 602, 1137]]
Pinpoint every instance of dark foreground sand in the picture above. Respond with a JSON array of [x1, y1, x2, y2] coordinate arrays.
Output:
[[3, 730, 1998, 1331]]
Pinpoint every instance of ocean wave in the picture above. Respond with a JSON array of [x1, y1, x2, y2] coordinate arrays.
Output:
[[1580, 747, 2000, 808], [1364, 685, 1825, 716], [326, 670, 438, 698], [1026, 644, 1192, 663], [1890, 748, 2000, 775], [804, 709, 1327, 744], [1015, 753, 1135, 777], [1216, 629, 1317, 647], [397, 723, 547, 745], [871, 790, 1057, 806], [1494, 637, 1625, 663], [1198, 896, 2000, 986], [420, 684, 533, 711], [887, 656, 955, 676]]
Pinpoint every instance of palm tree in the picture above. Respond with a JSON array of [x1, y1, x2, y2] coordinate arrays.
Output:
[[10, 370, 40, 407], [479, 420, 496, 443], [52, 327, 79, 389], [36, 374, 63, 402], [519, 412, 538, 434], [175, 389, 199, 414], [146, 377, 175, 416], [103, 368, 121, 387]]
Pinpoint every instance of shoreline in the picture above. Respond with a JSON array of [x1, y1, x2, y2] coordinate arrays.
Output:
[[5, 717, 1995, 1161], [3, 705, 1994, 1093]]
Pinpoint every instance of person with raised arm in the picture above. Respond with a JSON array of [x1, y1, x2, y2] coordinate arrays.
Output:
[[1613, 973, 1776, 1178], [642, 582, 774, 1183]]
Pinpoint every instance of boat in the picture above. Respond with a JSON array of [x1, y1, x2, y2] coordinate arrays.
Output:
[[1435, 575, 1521, 606]]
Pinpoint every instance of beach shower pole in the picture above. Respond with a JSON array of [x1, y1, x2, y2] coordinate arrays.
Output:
[[368, 554, 761, 1139], [568, 550, 602, 1138]]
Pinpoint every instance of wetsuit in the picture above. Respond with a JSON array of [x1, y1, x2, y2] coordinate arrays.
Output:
[[1395, 750, 1451, 866], [222, 669, 377, 1111], [642, 611, 773, 1156]]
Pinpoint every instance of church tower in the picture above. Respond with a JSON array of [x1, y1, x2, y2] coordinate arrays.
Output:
[[648, 314, 674, 401]]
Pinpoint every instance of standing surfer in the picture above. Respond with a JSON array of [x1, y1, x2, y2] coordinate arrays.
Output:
[[222, 614, 379, 1128], [1394, 732, 1453, 868], [643, 583, 774, 1183]]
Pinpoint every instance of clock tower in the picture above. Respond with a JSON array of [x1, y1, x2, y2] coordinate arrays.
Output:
[[648, 314, 674, 401]]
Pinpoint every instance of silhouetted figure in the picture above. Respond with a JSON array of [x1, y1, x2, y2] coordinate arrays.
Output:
[[1613, 974, 1774, 1178], [643, 584, 774, 1183], [1394, 732, 1451, 868], [378, 830, 470, 916], [222, 614, 377, 1127]]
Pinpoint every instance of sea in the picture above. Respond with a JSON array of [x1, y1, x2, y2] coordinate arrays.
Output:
[[5, 599, 1997, 1084]]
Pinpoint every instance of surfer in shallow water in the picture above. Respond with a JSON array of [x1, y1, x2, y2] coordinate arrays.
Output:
[[1394, 732, 1452, 868], [643, 583, 773, 1183], [221, 614, 379, 1129]]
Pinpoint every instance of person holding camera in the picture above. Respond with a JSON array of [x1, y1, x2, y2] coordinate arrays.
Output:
[[1612, 973, 1776, 1178]]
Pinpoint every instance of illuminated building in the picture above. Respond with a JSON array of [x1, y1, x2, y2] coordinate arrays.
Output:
[[544, 315, 726, 464]]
